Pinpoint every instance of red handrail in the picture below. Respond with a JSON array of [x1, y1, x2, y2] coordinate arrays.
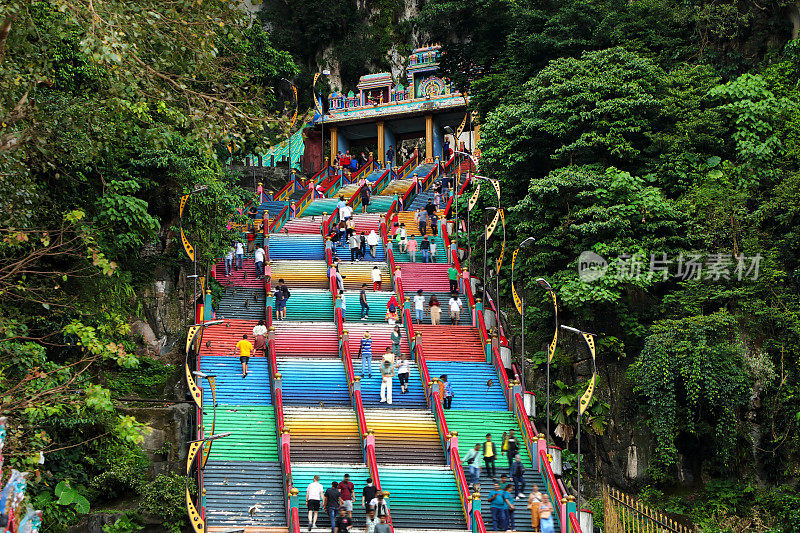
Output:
[[569, 513, 584, 533], [397, 152, 419, 179], [473, 510, 488, 533]]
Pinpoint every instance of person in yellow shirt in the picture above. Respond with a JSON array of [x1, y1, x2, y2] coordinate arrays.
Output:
[[236, 334, 254, 378], [484, 433, 497, 479]]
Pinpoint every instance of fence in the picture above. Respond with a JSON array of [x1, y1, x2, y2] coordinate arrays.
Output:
[[604, 485, 693, 533]]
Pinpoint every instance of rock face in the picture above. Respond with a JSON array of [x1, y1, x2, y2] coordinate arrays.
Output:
[[136, 264, 186, 357]]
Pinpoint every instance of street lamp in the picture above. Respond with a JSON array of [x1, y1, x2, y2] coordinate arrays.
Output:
[[281, 77, 298, 173], [179, 185, 210, 325], [511, 238, 535, 387], [559, 324, 599, 528], [314, 70, 331, 170], [534, 276, 556, 453]]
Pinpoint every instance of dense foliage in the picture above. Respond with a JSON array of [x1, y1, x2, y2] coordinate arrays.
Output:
[[0, 0, 294, 529], [422, 0, 800, 529]]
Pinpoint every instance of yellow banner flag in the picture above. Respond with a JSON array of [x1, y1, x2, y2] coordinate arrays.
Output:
[[489, 179, 501, 201], [495, 210, 506, 273], [290, 84, 298, 129], [547, 291, 558, 363], [468, 183, 481, 211], [512, 248, 523, 314], [181, 227, 195, 262], [579, 374, 596, 416], [485, 208, 500, 240], [456, 111, 469, 139], [180, 194, 189, 217]]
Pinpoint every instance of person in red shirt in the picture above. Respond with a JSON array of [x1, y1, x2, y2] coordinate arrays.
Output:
[[246, 230, 256, 253], [338, 474, 355, 518]]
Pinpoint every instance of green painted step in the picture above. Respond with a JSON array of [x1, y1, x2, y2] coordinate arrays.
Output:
[[443, 410, 533, 467], [206, 405, 279, 462], [379, 466, 467, 529]]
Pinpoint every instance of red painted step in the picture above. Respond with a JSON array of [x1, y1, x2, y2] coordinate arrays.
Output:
[[414, 325, 485, 362], [283, 213, 382, 234], [211, 259, 265, 288], [399, 263, 452, 292], [273, 322, 411, 358], [198, 319, 265, 358]]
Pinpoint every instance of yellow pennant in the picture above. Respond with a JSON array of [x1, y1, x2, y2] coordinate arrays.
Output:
[[485, 208, 500, 240], [579, 374, 596, 416], [180, 194, 189, 217], [181, 227, 195, 262], [468, 183, 481, 211], [495, 210, 506, 273], [456, 111, 469, 139], [547, 291, 558, 363], [489, 179, 501, 202], [289, 84, 298, 130], [314, 73, 324, 116], [511, 249, 523, 314]]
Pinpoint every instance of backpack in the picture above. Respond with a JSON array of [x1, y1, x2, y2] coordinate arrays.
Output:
[[389, 304, 396, 313], [282, 286, 291, 299]]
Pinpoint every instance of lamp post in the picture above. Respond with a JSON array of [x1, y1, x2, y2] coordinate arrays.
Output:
[[179, 185, 209, 324], [314, 70, 331, 170], [281, 77, 298, 172], [511, 237, 535, 390], [534, 277, 556, 451], [559, 325, 599, 527]]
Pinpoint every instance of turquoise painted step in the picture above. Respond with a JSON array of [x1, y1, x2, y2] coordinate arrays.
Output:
[[379, 466, 467, 529], [290, 465, 371, 529], [205, 405, 279, 462], [425, 361, 508, 411], [440, 410, 533, 467], [280, 290, 332, 321], [390, 235, 448, 263], [341, 291, 393, 323], [201, 356, 271, 405]]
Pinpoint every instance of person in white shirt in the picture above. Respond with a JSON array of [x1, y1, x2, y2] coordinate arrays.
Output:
[[224, 245, 234, 277], [234, 241, 245, 271], [398, 224, 408, 253], [341, 204, 353, 220], [306, 475, 324, 530], [366, 230, 379, 259], [448, 294, 463, 325], [254, 246, 265, 279], [396, 355, 411, 394], [413, 288, 425, 325], [371, 266, 382, 291], [429, 240, 437, 263], [336, 196, 347, 212]]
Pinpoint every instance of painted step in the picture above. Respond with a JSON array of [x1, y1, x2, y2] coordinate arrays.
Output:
[[279, 290, 332, 322], [199, 319, 263, 358], [339, 323, 411, 358], [274, 322, 339, 357], [205, 405, 278, 462], [268, 234, 326, 261], [399, 263, 452, 292], [405, 291, 471, 326], [290, 464, 372, 530], [357, 360, 427, 410], [438, 410, 529, 467], [283, 407, 364, 464], [394, 211, 444, 237], [425, 361, 508, 411], [391, 235, 448, 263], [218, 287, 267, 321], [379, 466, 467, 530], [201, 356, 271, 405], [364, 409, 445, 465], [204, 460, 286, 528], [212, 258, 269, 288], [277, 358, 351, 406], [415, 325, 485, 362]]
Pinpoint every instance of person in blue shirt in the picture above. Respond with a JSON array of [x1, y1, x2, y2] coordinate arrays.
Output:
[[488, 481, 508, 533]]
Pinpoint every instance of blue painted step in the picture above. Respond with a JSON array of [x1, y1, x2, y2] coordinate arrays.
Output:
[[277, 358, 351, 406], [425, 361, 509, 411], [200, 356, 271, 405]]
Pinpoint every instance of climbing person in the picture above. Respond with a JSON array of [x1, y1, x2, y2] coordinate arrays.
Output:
[[365, 507, 378, 533], [527, 485, 543, 532], [254, 244, 265, 279], [362, 477, 378, 515], [484, 434, 497, 478], [237, 334, 253, 378], [224, 244, 234, 277], [367, 230, 379, 259], [349, 232, 360, 261], [382, 345, 395, 368], [335, 266, 345, 293], [290, 200, 297, 220], [334, 507, 352, 533], [253, 320, 267, 354], [505, 430, 519, 473], [390, 325, 402, 359], [505, 484, 517, 531], [398, 223, 408, 253], [360, 183, 371, 214], [463, 443, 483, 487], [429, 239, 437, 263], [511, 454, 526, 499], [264, 261, 273, 290], [488, 481, 508, 533], [448, 265, 459, 293], [434, 190, 442, 210], [235, 240, 245, 271], [418, 207, 428, 236], [337, 195, 347, 215], [448, 292, 463, 325], [339, 289, 346, 322], [277, 278, 290, 320], [407, 235, 417, 262], [338, 474, 355, 519], [274, 283, 286, 321], [369, 492, 390, 521], [385, 304, 398, 326], [360, 284, 370, 320], [413, 288, 425, 325], [429, 295, 442, 325], [396, 354, 410, 394], [539, 494, 554, 533], [306, 475, 324, 532], [425, 198, 436, 219], [385, 145, 394, 167], [380, 357, 394, 404], [246, 227, 256, 253], [359, 332, 373, 378], [359, 232, 367, 260], [323, 481, 342, 533], [420, 236, 431, 263], [440, 374, 454, 409], [371, 266, 382, 291]]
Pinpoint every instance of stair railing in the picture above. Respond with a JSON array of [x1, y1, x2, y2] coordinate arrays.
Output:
[[396, 151, 419, 180], [370, 166, 397, 196]]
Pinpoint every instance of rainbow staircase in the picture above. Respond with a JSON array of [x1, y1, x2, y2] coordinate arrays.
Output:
[[194, 164, 586, 533]]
